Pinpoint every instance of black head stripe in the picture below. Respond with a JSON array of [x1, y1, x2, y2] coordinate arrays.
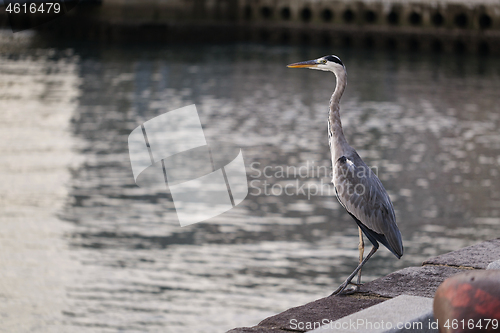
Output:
[[324, 55, 344, 66]]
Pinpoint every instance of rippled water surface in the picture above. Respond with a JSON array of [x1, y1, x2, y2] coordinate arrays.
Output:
[[1, 31, 500, 332]]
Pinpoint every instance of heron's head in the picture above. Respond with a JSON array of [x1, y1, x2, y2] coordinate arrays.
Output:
[[287, 55, 345, 76]]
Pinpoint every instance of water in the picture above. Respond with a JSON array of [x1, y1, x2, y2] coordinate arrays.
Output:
[[1, 30, 499, 332]]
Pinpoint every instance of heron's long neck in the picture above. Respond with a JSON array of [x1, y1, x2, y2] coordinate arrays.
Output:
[[328, 70, 349, 162]]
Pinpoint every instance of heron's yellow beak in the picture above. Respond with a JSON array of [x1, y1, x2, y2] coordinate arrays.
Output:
[[287, 59, 321, 68]]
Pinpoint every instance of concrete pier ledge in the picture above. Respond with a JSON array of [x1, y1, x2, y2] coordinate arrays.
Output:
[[227, 238, 500, 333]]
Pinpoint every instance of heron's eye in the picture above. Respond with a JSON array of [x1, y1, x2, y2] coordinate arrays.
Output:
[[321, 59, 327, 64]]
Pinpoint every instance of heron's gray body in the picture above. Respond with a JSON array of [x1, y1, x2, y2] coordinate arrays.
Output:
[[325, 58, 403, 259], [288, 54, 403, 295]]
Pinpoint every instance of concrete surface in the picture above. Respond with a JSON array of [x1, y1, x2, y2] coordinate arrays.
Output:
[[357, 266, 465, 299], [423, 238, 500, 269], [227, 238, 500, 333], [310, 295, 436, 333], [227, 296, 386, 333], [487, 259, 500, 270]]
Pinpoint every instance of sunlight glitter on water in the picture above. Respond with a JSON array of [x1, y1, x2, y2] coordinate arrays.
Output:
[[1, 31, 499, 332]]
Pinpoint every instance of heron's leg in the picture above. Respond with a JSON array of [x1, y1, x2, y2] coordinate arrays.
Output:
[[356, 227, 364, 286], [330, 246, 378, 296], [344, 228, 365, 290]]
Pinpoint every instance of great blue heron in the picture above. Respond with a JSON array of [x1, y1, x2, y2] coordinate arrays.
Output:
[[287, 55, 403, 295]]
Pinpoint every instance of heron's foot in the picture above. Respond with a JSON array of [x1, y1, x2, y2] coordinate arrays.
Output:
[[342, 285, 360, 295], [330, 282, 347, 296], [330, 283, 359, 296], [330, 282, 360, 296]]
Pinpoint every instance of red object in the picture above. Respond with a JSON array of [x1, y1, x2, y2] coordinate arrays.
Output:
[[434, 270, 500, 333]]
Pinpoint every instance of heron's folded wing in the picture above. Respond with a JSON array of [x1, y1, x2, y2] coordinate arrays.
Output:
[[334, 155, 403, 257]]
